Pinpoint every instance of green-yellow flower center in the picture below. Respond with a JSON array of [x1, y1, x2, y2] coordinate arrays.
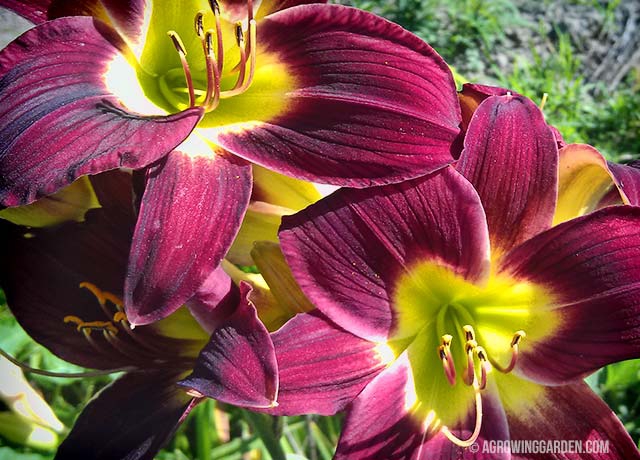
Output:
[[161, 0, 257, 113], [390, 262, 557, 446]]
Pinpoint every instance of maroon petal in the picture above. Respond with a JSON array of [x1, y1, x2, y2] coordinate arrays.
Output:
[[0, 17, 203, 207], [335, 352, 424, 459], [458, 94, 558, 257], [186, 266, 240, 334], [268, 311, 387, 416], [500, 206, 640, 384], [179, 283, 278, 408], [607, 161, 640, 206], [0, 0, 50, 23], [56, 370, 195, 460], [458, 83, 515, 133], [125, 147, 252, 325], [505, 382, 640, 460], [214, 4, 460, 187], [280, 167, 489, 341]]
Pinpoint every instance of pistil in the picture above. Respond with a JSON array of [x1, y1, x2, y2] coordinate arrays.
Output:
[[440, 376, 483, 447]]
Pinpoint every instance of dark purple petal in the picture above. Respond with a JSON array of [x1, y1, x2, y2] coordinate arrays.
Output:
[[505, 382, 640, 460], [458, 83, 515, 133], [268, 311, 386, 416], [607, 161, 640, 206], [500, 206, 640, 384], [125, 148, 252, 325], [179, 283, 278, 408], [186, 266, 240, 334], [55, 370, 195, 460], [214, 4, 460, 187], [280, 167, 489, 341], [335, 352, 424, 459], [0, 17, 203, 207], [458, 95, 558, 257], [0, 0, 50, 23], [0, 171, 195, 370]]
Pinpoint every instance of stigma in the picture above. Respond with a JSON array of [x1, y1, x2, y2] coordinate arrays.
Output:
[[167, 0, 257, 113]]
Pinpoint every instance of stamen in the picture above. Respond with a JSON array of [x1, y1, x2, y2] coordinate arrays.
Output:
[[438, 336, 457, 387], [539, 93, 548, 111], [475, 347, 490, 390], [463, 339, 477, 386], [194, 11, 205, 39], [208, 0, 224, 74], [463, 324, 475, 342], [440, 382, 483, 447], [63, 315, 118, 335], [221, 19, 257, 98], [79, 281, 123, 318], [492, 330, 526, 374], [247, 0, 254, 22], [167, 30, 196, 107], [204, 29, 221, 111]]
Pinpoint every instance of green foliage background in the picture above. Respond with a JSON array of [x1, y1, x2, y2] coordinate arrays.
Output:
[[1, 0, 639, 459]]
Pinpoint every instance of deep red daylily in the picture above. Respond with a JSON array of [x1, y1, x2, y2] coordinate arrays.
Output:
[[0, 171, 278, 460], [0, 0, 461, 325], [270, 94, 640, 459]]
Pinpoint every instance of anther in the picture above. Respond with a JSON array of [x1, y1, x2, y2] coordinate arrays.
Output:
[[463, 339, 477, 386], [207, 0, 224, 74], [475, 346, 490, 390], [194, 11, 205, 39], [63, 316, 118, 335], [208, 0, 220, 15], [463, 325, 475, 342], [539, 93, 548, 111], [438, 337, 456, 387], [167, 31, 196, 107], [113, 311, 127, 324], [221, 19, 257, 98], [79, 281, 124, 315]]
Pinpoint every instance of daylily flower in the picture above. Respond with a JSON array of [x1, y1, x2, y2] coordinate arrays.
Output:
[[0, 171, 278, 460], [270, 94, 640, 458], [0, 0, 461, 325]]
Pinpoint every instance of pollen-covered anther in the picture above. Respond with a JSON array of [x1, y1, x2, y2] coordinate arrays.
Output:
[[475, 346, 491, 390], [463, 324, 475, 342], [463, 339, 477, 386], [63, 315, 118, 335], [194, 11, 205, 39], [438, 334, 456, 386], [113, 311, 128, 324]]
